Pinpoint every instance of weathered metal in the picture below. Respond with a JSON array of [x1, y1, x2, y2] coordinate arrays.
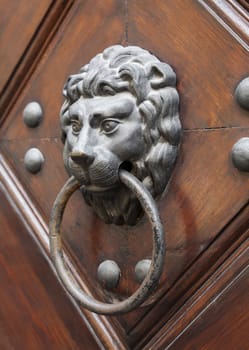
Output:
[[49, 170, 165, 315], [60, 45, 181, 225], [235, 77, 249, 111], [97, 260, 121, 289], [23, 101, 43, 127], [24, 148, 44, 173], [231, 137, 249, 172], [135, 259, 152, 283]]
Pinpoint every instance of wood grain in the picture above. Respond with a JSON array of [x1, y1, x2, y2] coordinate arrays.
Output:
[[231, 0, 249, 13], [133, 208, 249, 349], [0, 0, 73, 123], [175, 267, 249, 350], [0, 0, 126, 140], [0, 154, 127, 349], [0, 182, 99, 350], [128, 0, 249, 130], [1, 127, 249, 340], [154, 238, 249, 350], [204, 0, 249, 45], [0, 0, 51, 96], [0, 0, 249, 348]]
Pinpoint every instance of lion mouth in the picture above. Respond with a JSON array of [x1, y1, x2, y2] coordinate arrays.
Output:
[[82, 184, 119, 195], [72, 171, 119, 192], [66, 157, 134, 194], [68, 159, 121, 190], [73, 174, 119, 194], [82, 161, 133, 193], [68, 167, 91, 186]]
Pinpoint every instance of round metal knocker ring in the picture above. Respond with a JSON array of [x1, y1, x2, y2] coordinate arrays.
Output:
[[49, 169, 165, 315]]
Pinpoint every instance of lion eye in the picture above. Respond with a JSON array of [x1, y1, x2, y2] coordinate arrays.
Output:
[[71, 120, 82, 135], [101, 119, 119, 134]]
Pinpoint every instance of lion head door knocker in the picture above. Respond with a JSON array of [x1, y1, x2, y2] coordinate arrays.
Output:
[[49, 45, 182, 314]]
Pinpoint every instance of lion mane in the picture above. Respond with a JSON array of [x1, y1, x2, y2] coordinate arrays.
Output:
[[61, 45, 181, 225]]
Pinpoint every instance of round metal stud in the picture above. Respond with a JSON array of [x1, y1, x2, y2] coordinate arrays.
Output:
[[135, 259, 151, 283], [24, 148, 44, 174], [97, 260, 121, 289], [23, 101, 43, 127], [231, 137, 249, 172], [235, 77, 249, 111]]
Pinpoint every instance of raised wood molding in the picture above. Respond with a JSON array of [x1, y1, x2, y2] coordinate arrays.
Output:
[[129, 200, 249, 348], [237, 0, 249, 12], [0, 1, 74, 125], [199, 0, 249, 47], [0, 154, 126, 350], [144, 235, 249, 349], [0, 1, 248, 348]]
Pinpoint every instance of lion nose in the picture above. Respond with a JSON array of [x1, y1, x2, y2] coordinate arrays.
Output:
[[70, 150, 95, 166]]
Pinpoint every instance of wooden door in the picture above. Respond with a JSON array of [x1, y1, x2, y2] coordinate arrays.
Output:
[[0, 1, 248, 349]]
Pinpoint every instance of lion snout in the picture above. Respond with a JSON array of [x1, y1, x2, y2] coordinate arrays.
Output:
[[70, 150, 95, 167], [68, 152, 121, 189]]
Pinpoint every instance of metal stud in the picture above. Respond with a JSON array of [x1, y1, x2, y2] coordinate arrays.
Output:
[[235, 77, 249, 111], [231, 137, 249, 172], [97, 260, 121, 289], [23, 101, 43, 127], [135, 259, 151, 283], [24, 148, 44, 174]]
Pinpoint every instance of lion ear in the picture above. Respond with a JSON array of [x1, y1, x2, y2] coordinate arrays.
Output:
[[149, 62, 176, 89]]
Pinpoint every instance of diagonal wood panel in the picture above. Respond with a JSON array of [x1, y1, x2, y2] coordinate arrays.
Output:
[[1, 127, 249, 338], [0, 0, 128, 348], [0, 179, 100, 350], [128, 0, 249, 130], [0, 0, 249, 348], [1, 0, 127, 141], [0, 0, 52, 96]]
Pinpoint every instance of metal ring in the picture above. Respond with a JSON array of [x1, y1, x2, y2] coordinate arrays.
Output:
[[49, 170, 165, 315]]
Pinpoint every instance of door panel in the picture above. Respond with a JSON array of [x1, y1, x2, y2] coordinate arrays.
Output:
[[1, 0, 126, 141], [128, 0, 249, 130], [0, 0, 52, 95], [142, 231, 249, 349], [0, 177, 99, 350], [0, 0, 248, 349], [170, 264, 249, 350]]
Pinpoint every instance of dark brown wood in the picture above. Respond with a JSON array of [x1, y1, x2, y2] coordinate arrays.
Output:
[[205, 0, 249, 44], [0, 179, 99, 349], [0, 0, 248, 349], [128, 0, 249, 130], [0, 0, 52, 96], [1, 115, 249, 341], [0, 155, 126, 349], [174, 267, 249, 350], [0, 0, 74, 123], [133, 212, 249, 349], [236, 0, 249, 12], [146, 237, 249, 349]]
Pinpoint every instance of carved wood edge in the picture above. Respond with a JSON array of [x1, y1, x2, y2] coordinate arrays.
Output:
[[0, 154, 127, 350], [198, 0, 249, 49], [143, 234, 249, 349], [227, 0, 249, 21], [129, 200, 249, 348], [0, 0, 75, 125], [236, 0, 249, 12]]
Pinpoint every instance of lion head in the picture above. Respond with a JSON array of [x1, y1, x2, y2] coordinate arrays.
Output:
[[60, 45, 181, 225]]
